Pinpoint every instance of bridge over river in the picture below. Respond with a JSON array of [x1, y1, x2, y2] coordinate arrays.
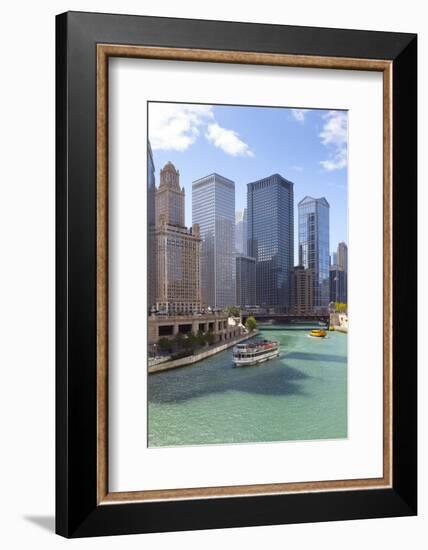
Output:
[[241, 312, 330, 328]]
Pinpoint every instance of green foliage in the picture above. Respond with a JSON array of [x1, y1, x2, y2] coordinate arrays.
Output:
[[226, 305, 240, 317], [157, 337, 171, 352], [173, 332, 185, 348], [335, 302, 347, 313], [205, 331, 215, 345], [195, 330, 206, 346], [159, 329, 219, 356], [245, 315, 257, 331], [188, 332, 199, 347], [182, 334, 194, 350]]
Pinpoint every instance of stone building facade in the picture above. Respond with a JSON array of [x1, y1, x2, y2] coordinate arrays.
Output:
[[291, 265, 314, 315], [148, 313, 242, 345], [153, 161, 201, 314]]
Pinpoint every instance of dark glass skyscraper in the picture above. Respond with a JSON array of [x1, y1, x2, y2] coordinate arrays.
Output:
[[247, 174, 294, 311], [298, 196, 330, 310], [329, 267, 347, 304], [235, 254, 256, 307]]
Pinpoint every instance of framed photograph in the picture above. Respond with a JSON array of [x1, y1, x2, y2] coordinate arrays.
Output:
[[56, 11, 417, 537]]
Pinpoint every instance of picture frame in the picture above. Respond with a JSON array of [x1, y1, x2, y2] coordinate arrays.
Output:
[[56, 11, 417, 538]]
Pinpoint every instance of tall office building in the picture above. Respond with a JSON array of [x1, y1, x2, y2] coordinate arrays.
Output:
[[153, 162, 201, 314], [235, 209, 247, 254], [329, 267, 347, 304], [147, 141, 156, 311], [330, 251, 337, 267], [298, 196, 330, 311], [156, 161, 185, 227], [330, 241, 348, 304], [337, 241, 348, 272], [291, 265, 314, 315], [247, 174, 294, 311], [236, 254, 256, 307], [192, 173, 235, 308]]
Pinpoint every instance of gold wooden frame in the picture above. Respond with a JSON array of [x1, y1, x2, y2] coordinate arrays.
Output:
[[96, 44, 393, 505]]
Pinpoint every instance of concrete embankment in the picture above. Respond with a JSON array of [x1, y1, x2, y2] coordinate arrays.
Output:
[[148, 331, 259, 374], [330, 313, 348, 334]]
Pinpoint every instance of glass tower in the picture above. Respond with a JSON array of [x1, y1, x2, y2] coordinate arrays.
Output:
[[329, 267, 347, 304], [192, 173, 235, 309], [247, 174, 294, 311], [298, 196, 330, 310], [235, 254, 256, 307]]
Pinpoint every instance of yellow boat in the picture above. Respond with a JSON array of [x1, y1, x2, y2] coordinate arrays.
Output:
[[310, 329, 327, 338]]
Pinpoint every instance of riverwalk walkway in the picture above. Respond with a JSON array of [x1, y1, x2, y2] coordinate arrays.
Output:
[[148, 330, 259, 374]]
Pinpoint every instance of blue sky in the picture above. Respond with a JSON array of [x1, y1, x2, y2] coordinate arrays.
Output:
[[149, 102, 348, 264]]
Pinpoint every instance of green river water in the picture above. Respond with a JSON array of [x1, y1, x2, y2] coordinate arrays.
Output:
[[148, 325, 347, 447]]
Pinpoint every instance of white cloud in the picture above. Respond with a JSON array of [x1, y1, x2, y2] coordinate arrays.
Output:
[[205, 123, 254, 157], [319, 111, 348, 171], [149, 103, 214, 151], [291, 165, 303, 172], [149, 103, 253, 157], [291, 109, 307, 123]]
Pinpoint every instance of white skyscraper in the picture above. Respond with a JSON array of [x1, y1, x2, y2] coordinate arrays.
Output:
[[192, 173, 236, 308], [235, 208, 247, 255]]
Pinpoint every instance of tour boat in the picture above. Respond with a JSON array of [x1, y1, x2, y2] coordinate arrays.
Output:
[[233, 339, 279, 367], [309, 329, 327, 338]]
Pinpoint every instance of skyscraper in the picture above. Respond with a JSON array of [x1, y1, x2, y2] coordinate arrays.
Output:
[[329, 267, 347, 304], [247, 174, 294, 311], [298, 196, 330, 311], [330, 241, 348, 304], [192, 173, 235, 308], [235, 208, 247, 254], [156, 161, 185, 227], [291, 265, 314, 315], [153, 162, 201, 314], [337, 241, 348, 273], [236, 254, 256, 307]]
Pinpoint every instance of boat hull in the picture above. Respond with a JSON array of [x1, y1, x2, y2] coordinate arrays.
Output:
[[309, 329, 327, 338], [233, 349, 280, 367]]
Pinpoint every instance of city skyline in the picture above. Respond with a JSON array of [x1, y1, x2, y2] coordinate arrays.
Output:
[[149, 102, 348, 264], [149, 156, 347, 313]]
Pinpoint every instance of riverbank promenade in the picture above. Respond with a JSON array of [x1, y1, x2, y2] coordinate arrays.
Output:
[[149, 330, 258, 373]]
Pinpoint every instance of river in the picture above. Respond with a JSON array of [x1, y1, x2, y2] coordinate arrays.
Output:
[[148, 325, 347, 447]]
